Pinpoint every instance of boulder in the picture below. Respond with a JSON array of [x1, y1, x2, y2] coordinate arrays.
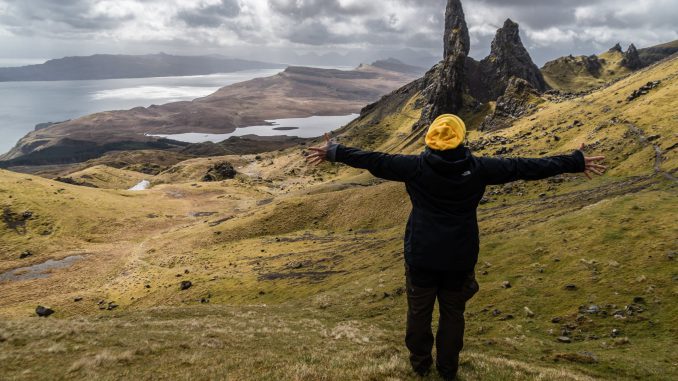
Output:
[[35, 306, 54, 317], [180, 281, 193, 290], [202, 162, 236, 182], [524, 306, 535, 317]]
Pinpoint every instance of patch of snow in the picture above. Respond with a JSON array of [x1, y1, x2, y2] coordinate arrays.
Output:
[[129, 180, 151, 191]]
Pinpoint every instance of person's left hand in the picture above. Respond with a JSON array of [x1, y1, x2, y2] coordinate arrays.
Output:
[[306, 133, 332, 165], [579, 142, 607, 180]]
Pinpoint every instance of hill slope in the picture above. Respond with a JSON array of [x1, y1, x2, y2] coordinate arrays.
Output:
[[0, 49, 676, 381], [541, 40, 678, 92], [1, 0, 677, 378]]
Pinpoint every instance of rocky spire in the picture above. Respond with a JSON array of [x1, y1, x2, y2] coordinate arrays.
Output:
[[443, 0, 470, 59], [468, 19, 547, 102], [609, 43, 623, 53], [621, 43, 642, 70], [415, 0, 470, 130]]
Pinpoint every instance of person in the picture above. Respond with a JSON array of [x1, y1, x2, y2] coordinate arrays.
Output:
[[305, 114, 606, 380]]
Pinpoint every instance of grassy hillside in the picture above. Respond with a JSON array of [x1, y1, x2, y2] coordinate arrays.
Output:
[[542, 40, 678, 93], [638, 40, 678, 67], [541, 50, 632, 92], [0, 55, 676, 381]]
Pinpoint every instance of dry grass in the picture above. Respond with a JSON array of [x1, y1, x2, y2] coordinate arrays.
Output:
[[0, 56, 676, 381]]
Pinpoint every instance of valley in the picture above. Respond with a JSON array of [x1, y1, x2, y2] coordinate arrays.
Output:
[[0, 1, 676, 380]]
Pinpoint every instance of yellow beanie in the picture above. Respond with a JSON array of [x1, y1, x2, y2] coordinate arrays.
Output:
[[425, 114, 466, 151]]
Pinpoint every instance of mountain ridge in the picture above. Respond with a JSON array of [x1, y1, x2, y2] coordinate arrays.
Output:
[[0, 53, 285, 82], [541, 40, 678, 92]]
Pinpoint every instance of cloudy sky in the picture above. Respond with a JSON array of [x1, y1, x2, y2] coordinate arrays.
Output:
[[0, 0, 676, 67]]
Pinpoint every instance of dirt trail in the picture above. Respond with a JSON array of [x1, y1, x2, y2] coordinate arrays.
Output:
[[625, 122, 677, 182]]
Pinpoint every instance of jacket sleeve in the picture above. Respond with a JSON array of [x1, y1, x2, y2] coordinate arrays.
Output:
[[327, 143, 420, 182], [478, 150, 586, 185]]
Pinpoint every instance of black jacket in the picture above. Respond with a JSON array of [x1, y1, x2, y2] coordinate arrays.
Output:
[[327, 144, 586, 272]]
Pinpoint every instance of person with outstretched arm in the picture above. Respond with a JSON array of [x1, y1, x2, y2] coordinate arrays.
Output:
[[305, 114, 606, 380]]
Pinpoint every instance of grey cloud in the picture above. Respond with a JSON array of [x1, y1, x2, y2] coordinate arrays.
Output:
[[0, 0, 133, 34], [176, 0, 241, 28], [267, 0, 447, 50], [0, 0, 676, 68], [474, 0, 591, 6], [284, 21, 337, 45], [268, 0, 373, 19]]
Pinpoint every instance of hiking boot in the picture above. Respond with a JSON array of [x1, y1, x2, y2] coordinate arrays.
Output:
[[410, 353, 433, 378], [436, 362, 458, 381], [413, 365, 431, 377]]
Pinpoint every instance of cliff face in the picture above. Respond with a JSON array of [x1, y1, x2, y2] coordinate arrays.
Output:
[[467, 19, 547, 102], [413, 0, 470, 130]]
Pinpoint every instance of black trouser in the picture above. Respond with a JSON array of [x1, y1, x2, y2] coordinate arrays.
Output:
[[405, 263, 479, 378]]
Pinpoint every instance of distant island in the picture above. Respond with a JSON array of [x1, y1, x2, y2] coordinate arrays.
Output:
[[272, 127, 299, 131], [368, 57, 426, 75], [0, 53, 286, 82], [0, 59, 421, 167]]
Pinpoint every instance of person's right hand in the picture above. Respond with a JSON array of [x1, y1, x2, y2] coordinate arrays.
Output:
[[579, 143, 607, 180], [306, 133, 332, 166]]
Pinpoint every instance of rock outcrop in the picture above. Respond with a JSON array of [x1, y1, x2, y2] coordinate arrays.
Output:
[[581, 55, 603, 76], [414, 0, 470, 130], [467, 19, 547, 102], [609, 43, 623, 53], [627, 80, 661, 102], [202, 162, 237, 182], [621, 44, 642, 70], [479, 77, 541, 131]]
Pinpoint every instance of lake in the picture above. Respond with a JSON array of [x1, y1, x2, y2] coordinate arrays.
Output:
[[148, 114, 360, 142], [0, 68, 287, 155]]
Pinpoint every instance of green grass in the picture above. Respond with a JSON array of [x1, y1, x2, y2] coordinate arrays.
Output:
[[0, 52, 677, 381]]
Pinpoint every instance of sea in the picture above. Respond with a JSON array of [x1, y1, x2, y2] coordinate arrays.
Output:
[[0, 66, 356, 155]]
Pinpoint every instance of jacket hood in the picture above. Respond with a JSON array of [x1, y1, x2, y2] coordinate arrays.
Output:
[[423, 145, 472, 175]]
